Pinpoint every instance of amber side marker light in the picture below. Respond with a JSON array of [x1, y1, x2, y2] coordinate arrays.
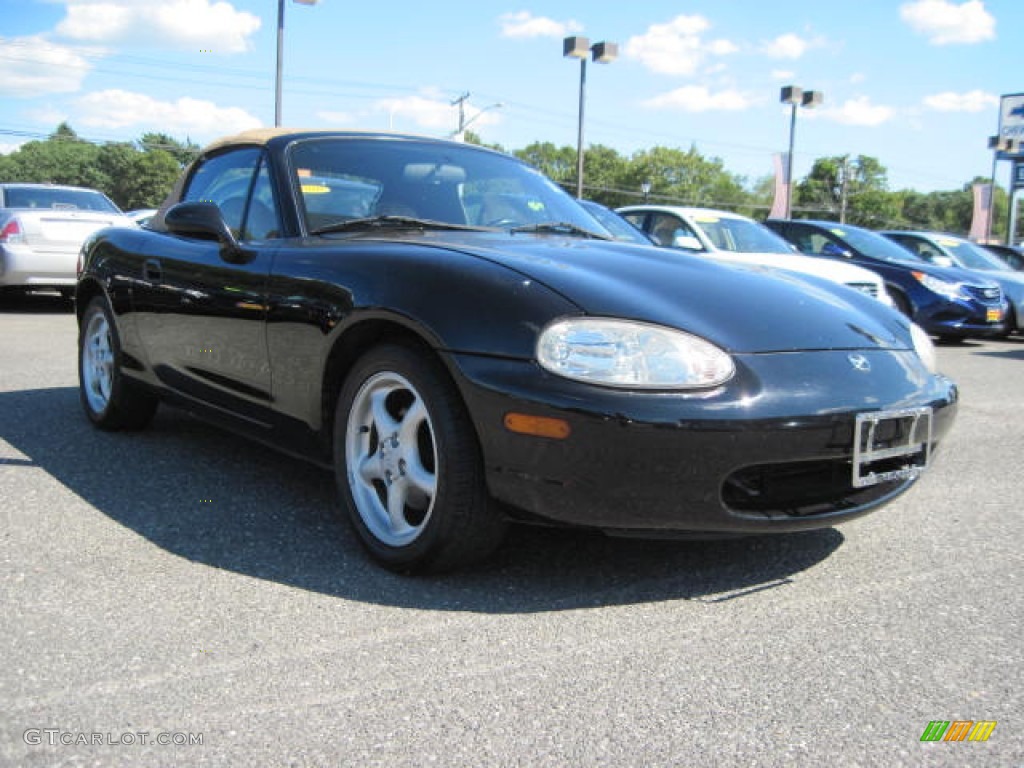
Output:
[[503, 413, 572, 439]]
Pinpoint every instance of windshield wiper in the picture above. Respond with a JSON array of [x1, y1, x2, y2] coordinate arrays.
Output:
[[509, 221, 612, 240], [310, 216, 484, 235]]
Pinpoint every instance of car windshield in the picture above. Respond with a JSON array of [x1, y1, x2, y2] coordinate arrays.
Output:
[[942, 237, 1012, 271], [2, 186, 121, 213], [831, 224, 926, 263], [690, 214, 793, 254], [579, 201, 651, 244], [287, 137, 608, 237]]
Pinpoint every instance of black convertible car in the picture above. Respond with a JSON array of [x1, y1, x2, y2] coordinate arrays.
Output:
[[77, 130, 957, 573]]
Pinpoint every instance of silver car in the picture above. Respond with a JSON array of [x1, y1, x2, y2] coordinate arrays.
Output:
[[1, 183, 132, 297]]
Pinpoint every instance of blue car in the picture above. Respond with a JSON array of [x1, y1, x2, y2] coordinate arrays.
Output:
[[882, 230, 1024, 336], [765, 219, 1006, 340]]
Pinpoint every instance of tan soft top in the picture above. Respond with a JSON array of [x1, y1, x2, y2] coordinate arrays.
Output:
[[198, 127, 427, 155]]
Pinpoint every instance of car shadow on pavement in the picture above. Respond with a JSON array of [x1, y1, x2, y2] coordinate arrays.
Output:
[[0, 291, 74, 314], [971, 337, 1024, 360], [0, 387, 845, 613]]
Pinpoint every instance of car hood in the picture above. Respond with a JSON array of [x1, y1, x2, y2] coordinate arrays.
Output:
[[415, 232, 910, 353], [882, 256, 1000, 287], [706, 250, 882, 285]]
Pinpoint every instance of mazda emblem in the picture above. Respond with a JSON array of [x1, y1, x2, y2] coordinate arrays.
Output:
[[848, 353, 871, 372]]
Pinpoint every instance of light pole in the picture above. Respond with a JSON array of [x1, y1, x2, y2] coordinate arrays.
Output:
[[564, 36, 618, 199], [275, 0, 319, 127], [779, 85, 823, 219], [641, 179, 651, 202]]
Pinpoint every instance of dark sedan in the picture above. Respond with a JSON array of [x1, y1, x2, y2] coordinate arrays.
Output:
[[881, 230, 1024, 336], [765, 219, 1006, 340], [77, 130, 957, 573]]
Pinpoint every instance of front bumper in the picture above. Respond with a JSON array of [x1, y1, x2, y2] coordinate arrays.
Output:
[[448, 348, 958, 536], [915, 295, 1007, 338]]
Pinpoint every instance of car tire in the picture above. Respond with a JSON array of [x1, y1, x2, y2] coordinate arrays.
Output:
[[79, 296, 158, 430], [334, 342, 507, 573], [997, 306, 1016, 338]]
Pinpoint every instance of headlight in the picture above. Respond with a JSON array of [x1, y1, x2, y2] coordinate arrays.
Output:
[[909, 322, 936, 373], [536, 318, 735, 389], [913, 271, 964, 301]]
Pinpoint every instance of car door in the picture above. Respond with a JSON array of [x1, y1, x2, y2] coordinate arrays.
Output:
[[132, 147, 279, 423]]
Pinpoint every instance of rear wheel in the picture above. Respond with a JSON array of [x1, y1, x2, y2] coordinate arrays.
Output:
[[334, 342, 506, 573], [79, 296, 158, 430]]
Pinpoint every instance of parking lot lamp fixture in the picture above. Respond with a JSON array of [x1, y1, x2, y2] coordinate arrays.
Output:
[[780, 85, 823, 219], [564, 36, 618, 199]]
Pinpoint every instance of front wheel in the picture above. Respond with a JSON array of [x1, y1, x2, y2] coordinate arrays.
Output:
[[79, 296, 158, 430], [334, 343, 506, 573]]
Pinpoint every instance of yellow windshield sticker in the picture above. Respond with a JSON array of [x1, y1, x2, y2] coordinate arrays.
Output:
[[301, 184, 330, 194], [831, 228, 846, 236], [694, 215, 720, 223], [937, 238, 959, 247]]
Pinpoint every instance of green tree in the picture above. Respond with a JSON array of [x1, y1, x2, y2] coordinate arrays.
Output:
[[0, 123, 105, 188], [139, 132, 200, 168], [514, 142, 578, 188]]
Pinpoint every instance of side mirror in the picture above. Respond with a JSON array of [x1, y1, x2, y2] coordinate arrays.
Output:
[[672, 234, 703, 251], [164, 202, 244, 261], [820, 242, 852, 258]]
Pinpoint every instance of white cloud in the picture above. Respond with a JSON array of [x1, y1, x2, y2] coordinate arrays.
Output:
[[499, 11, 582, 39], [819, 97, 895, 126], [761, 33, 812, 60], [57, 0, 261, 53], [625, 15, 736, 76], [899, 0, 995, 45], [923, 89, 998, 112], [643, 86, 752, 112], [315, 111, 358, 126], [372, 92, 458, 132], [849, 72, 866, 84], [75, 89, 261, 136], [771, 69, 796, 80], [0, 142, 26, 155], [0, 36, 94, 97]]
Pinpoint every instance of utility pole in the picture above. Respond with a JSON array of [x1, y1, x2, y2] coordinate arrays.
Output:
[[451, 92, 470, 141], [838, 157, 850, 224]]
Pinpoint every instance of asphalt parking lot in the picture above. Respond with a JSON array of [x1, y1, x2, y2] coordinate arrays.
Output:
[[1, 293, 1021, 768]]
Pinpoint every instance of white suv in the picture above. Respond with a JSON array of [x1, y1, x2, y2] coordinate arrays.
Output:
[[618, 205, 892, 306]]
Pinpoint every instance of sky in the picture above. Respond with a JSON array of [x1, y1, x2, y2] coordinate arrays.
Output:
[[1, 0, 1020, 193]]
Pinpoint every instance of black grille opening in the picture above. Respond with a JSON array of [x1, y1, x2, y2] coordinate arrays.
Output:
[[723, 459, 901, 518]]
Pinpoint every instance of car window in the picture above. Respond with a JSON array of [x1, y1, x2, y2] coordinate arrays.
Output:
[[183, 148, 264, 239], [942, 238, 1009, 271], [690, 214, 792, 254], [779, 224, 828, 255], [648, 213, 700, 248], [828, 225, 924, 263], [2, 186, 121, 213], [287, 138, 599, 234], [890, 235, 942, 262], [245, 156, 281, 240]]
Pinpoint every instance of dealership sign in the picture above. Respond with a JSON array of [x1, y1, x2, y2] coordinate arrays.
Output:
[[998, 93, 1024, 159]]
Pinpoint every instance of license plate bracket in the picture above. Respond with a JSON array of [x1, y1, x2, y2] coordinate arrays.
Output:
[[852, 407, 932, 488]]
